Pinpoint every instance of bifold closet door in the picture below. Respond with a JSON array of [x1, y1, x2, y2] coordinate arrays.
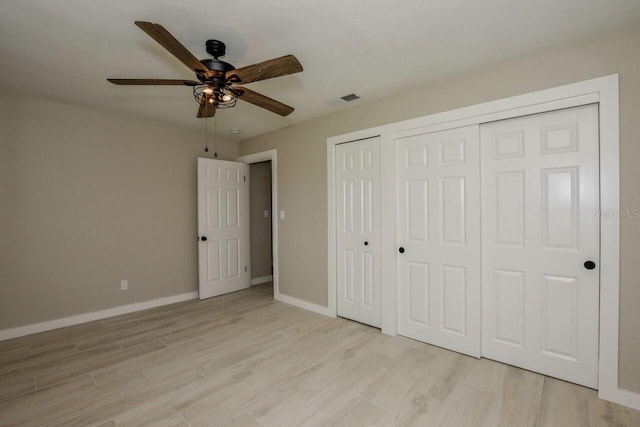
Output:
[[396, 125, 481, 357], [336, 137, 381, 328], [481, 104, 600, 388]]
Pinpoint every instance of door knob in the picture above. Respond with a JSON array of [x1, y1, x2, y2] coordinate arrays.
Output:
[[364, 241, 369, 246], [200, 236, 208, 242], [399, 247, 405, 254], [584, 260, 596, 270]]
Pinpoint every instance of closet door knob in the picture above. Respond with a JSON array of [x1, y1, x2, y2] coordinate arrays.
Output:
[[200, 236, 208, 242], [584, 260, 596, 270], [364, 241, 369, 246], [399, 247, 405, 254]]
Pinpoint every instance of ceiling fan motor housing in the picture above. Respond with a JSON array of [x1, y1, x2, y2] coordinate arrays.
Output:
[[200, 58, 235, 73], [206, 39, 226, 58], [199, 40, 235, 85]]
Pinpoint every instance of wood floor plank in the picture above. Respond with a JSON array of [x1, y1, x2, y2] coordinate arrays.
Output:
[[43, 369, 203, 427], [588, 397, 640, 427], [8, 373, 148, 426], [73, 320, 158, 351], [360, 347, 439, 409], [0, 345, 31, 364], [194, 332, 292, 380], [1, 282, 638, 426], [91, 337, 209, 385], [244, 354, 360, 424], [178, 364, 274, 426], [372, 389, 443, 426], [0, 375, 34, 404], [16, 320, 108, 356], [303, 352, 392, 415], [320, 395, 387, 427], [0, 375, 96, 425], [0, 343, 78, 376], [126, 413, 190, 427], [106, 365, 231, 427], [538, 376, 640, 427], [35, 339, 166, 388], [428, 388, 495, 427], [494, 365, 544, 427]]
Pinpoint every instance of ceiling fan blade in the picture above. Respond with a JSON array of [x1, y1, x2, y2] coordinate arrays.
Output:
[[135, 21, 212, 78], [226, 55, 302, 84], [197, 99, 216, 118], [235, 87, 294, 116], [107, 78, 200, 86]]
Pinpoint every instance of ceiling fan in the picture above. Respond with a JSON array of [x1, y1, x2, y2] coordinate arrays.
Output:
[[107, 21, 303, 118]]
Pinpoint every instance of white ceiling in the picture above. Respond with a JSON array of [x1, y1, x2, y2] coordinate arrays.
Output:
[[1, 0, 639, 141]]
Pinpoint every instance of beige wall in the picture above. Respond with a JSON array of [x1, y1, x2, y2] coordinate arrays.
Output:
[[239, 21, 640, 392], [249, 161, 272, 279], [0, 93, 238, 329]]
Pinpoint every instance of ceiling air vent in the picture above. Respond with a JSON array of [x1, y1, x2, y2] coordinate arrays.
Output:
[[340, 93, 360, 102]]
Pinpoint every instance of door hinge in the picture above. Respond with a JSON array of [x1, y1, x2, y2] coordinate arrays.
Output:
[[244, 175, 246, 182], [245, 266, 248, 272]]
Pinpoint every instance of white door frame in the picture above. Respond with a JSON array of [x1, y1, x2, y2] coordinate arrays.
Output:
[[237, 149, 280, 298], [327, 74, 634, 409]]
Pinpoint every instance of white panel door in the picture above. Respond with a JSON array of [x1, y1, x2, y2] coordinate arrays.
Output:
[[198, 158, 249, 299], [397, 125, 481, 357], [336, 137, 381, 327], [481, 104, 599, 388]]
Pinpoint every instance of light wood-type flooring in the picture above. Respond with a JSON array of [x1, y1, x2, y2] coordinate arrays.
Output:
[[1, 283, 639, 426]]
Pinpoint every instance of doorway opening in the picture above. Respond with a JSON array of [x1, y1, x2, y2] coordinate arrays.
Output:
[[238, 149, 279, 300], [249, 160, 273, 295]]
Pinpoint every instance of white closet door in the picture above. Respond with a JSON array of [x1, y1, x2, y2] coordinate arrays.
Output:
[[336, 137, 381, 327], [397, 126, 481, 357], [481, 104, 600, 388]]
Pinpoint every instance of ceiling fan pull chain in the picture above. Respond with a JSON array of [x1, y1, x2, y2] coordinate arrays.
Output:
[[213, 115, 218, 158], [204, 117, 209, 152]]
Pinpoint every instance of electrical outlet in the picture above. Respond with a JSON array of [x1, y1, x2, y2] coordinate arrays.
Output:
[[120, 280, 128, 291], [279, 210, 285, 220], [264, 209, 269, 218]]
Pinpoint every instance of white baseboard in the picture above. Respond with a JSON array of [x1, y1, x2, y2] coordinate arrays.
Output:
[[251, 275, 273, 286], [0, 291, 198, 342], [275, 292, 335, 318], [600, 387, 640, 411]]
